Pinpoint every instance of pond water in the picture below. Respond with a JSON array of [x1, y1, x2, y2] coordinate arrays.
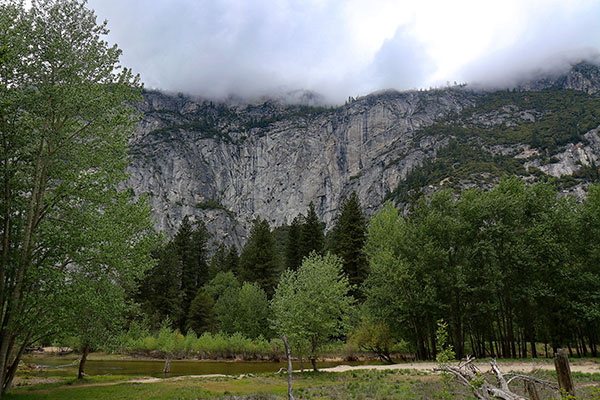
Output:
[[21, 356, 380, 378]]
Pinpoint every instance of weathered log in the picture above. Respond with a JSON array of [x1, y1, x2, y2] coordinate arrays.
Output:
[[434, 357, 556, 400], [554, 348, 575, 397], [524, 381, 540, 400]]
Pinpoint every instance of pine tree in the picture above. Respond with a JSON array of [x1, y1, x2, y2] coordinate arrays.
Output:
[[285, 216, 303, 270], [299, 202, 325, 259], [331, 192, 368, 298], [137, 243, 183, 329], [154, 216, 210, 331], [192, 221, 210, 288], [208, 242, 227, 280], [239, 218, 279, 296], [225, 245, 240, 274], [172, 217, 194, 330]]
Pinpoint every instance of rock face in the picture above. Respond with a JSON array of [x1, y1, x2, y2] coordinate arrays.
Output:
[[127, 89, 475, 246], [126, 62, 600, 247]]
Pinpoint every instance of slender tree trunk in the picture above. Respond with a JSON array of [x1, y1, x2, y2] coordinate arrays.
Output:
[[163, 358, 170, 376], [508, 315, 517, 359], [481, 336, 487, 357], [310, 336, 318, 372], [0, 140, 47, 392], [78, 344, 90, 379], [430, 328, 437, 360], [3, 339, 28, 392], [0, 124, 13, 330], [530, 332, 537, 358], [281, 335, 294, 400], [580, 331, 588, 357]]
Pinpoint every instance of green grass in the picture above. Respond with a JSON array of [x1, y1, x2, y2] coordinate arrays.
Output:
[[8, 367, 600, 399], [5, 369, 453, 400]]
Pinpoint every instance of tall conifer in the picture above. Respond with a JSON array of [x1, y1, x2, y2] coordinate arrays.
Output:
[[331, 192, 368, 298], [299, 202, 325, 258], [285, 216, 303, 270], [239, 218, 279, 296]]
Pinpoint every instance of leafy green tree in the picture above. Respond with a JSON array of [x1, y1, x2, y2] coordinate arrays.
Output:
[[330, 192, 368, 298], [236, 282, 271, 338], [271, 252, 354, 371], [62, 276, 128, 379], [362, 202, 434, 360], [410, 190, 468, 359], [0, 0, 156, 392], [239, 218, 279, 296], [350, 316, 396, 363], [363, 178, 593, 361], [186, 291, 217, 334], [299, 202, 324, 258], [203, 271, 240, 302], [216, 282, 270, 339]]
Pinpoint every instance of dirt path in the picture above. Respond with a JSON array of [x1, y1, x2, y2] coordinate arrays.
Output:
[[321, 360, 600, 374]]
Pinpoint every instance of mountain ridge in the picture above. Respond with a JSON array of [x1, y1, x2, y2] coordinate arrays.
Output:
[[127, 62, 600, 248]]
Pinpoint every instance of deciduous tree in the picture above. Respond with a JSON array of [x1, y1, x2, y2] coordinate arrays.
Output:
[[271, 252, 354, 371], [0, 0, 158, 393]]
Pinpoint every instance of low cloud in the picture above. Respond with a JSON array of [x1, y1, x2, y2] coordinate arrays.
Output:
[[88, 0, 600, 103], [452, 1, 600, 88]]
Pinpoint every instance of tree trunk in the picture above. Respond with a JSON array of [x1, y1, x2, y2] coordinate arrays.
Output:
[[3, 340, 28, 393], [580, 331, 588, 357], [78, 344, 90, 379], [554, 348, 575, 397], [281, 335, 294, 400], [530, 336, 537, 358], [310, 358, 318, 372], [163, 358, 170, 376], [0, 140, 47, 396]]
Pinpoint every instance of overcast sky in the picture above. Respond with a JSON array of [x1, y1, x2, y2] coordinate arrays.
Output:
[[85, 0, 600, 103]]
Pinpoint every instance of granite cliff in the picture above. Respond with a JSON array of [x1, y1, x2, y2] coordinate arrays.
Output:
[[126, 62, 600, 247]]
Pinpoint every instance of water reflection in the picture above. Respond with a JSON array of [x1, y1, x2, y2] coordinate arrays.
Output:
[[21, 357, 381, 378]]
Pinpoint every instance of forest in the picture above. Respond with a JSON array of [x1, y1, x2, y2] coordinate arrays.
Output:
[[127, 177, 600, 369]]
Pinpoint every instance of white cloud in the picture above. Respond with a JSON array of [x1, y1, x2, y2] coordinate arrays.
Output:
[[87, 0, 600, 103]]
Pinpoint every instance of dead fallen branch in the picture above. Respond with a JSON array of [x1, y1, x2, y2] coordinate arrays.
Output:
[[435, 356, 558, 400]]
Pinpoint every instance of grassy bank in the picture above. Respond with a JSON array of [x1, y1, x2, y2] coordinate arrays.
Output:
[[7, 366, 600, 399]]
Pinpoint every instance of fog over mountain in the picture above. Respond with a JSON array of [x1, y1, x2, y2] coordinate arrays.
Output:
[[88, 0, 600, 103]]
